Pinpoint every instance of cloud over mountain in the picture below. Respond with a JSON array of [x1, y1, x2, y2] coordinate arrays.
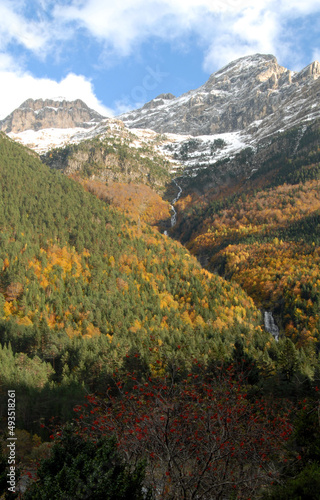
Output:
[[0, 0, 319, 119]]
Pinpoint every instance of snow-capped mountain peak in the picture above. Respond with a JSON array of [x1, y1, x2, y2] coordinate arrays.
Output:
[[3, 53, 320, 181], [119, 54, 320, 139]]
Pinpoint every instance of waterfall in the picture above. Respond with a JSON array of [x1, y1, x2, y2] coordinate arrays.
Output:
[[264, 311, 279, 341], [170, 178, 183, 227], [293, 124, 307, 155], [164, 179, 183, 235]]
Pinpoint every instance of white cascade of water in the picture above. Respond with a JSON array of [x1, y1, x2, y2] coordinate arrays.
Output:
[[264, 311, 279, 341], [170, 178, 182, 227], [164, 178, 183, 235]]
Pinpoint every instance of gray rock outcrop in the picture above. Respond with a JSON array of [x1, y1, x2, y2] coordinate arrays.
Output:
[[0, 98, 106, 134], [120, 54, 320, 138]]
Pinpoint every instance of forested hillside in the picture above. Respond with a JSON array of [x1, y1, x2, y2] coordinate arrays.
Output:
[[1, 131, 320, 499], [0, 132, 272, 423], [171, 123, 320, 363]]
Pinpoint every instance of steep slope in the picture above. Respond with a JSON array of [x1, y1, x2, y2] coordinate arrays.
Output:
[[40, 122, 173, 192], [38, 123, 177, 227], [0, 133, 278, 432], [171, 121, 320, 355], [120, 54, 320, 139], [4, 54, 320, 182], [175, 117, 320, 196]]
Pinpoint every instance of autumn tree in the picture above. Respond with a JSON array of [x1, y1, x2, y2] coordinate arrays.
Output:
[[70, 363, 294, 499]]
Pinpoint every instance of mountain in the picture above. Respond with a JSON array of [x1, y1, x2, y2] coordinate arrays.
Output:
[[120, 54, 320, 139], [3, 55, 320, 166], [5, 54, 320, 182], [2, 57, 320, 499], [3, 54, 320, 232], [0, 98, 106, 134], [1, 98, 187, 181]]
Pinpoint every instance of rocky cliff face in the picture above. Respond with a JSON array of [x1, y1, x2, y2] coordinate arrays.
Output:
[[0, 98, 106, 134], [120, 54, 320, 138], [3, 53, 320, 190]]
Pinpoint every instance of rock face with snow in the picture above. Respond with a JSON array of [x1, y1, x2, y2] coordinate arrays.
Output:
[[3, 53, 320, 183], [0, 98, 106, 134], [120, 54, 320, 138]]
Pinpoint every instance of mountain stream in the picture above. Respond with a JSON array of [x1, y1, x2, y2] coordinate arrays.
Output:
[[164, 178, 183, 235]]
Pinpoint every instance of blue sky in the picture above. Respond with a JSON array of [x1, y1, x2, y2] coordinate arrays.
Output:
[[0, 0, 320, 119]]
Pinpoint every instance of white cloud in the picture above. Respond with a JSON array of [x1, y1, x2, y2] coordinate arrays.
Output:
[[51, 0, 320, 72], [0, 2, 49, 53], [1, 0, 320, 116], [0, 53, 19, 72], [2, 0, 320, 64], [278, 0, 320, 15], [202, 6, 280, 71], [0, 70, 113, 119]]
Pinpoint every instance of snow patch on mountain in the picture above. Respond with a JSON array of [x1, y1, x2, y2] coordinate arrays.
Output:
[[8, 119, 115, 154], [120, 54, 320, 143], [8, 127, 88, 154], [4, 54, 320, 181]]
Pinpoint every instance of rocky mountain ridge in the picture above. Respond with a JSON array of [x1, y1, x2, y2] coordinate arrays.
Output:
[[0, 98, 106, 134], [3, 53, 320, 186], [120, 54, 320, 139]]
